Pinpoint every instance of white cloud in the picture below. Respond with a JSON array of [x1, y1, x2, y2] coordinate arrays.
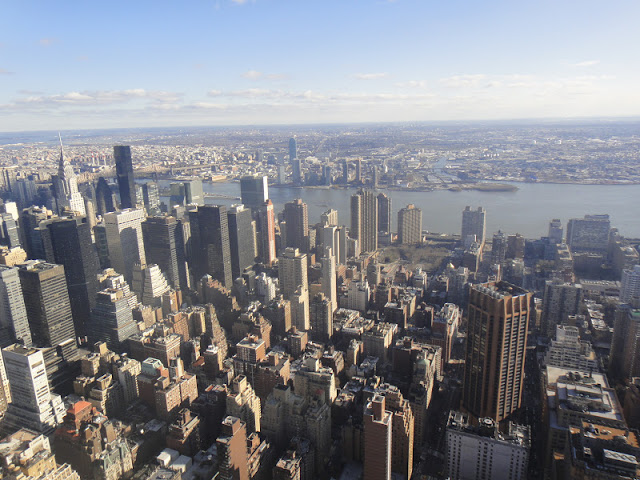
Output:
[[439, 74, 487, 88], [395, 80, 428, 89], [352, 72, 389, 80], [571, 60, 600, 67], [241, 70, 287, 81], [242, 70, 263, 80], [231, 0, 248, 4]]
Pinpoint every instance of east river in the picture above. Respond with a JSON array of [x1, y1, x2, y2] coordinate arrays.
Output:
[[158, 180, 640, 239]]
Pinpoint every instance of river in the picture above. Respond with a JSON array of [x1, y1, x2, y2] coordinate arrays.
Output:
[[156, 180, 640, 239]]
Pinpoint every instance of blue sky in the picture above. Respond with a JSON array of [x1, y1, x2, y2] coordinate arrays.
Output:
[[1, 0, 638, 131]]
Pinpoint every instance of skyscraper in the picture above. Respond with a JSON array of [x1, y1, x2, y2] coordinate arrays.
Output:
[[377, 193, 392, 234], [227, 204, 256, 281], [216, 416, 250, 480], [0, 265, 31, 347], [95, 177, 115, 216], [240, 175, 269, 211], [141, 181, 160, 215], [0, 213, 20, 249], [41, 217, 99, 338], [2, 344, 65, 435], [461, 206, 486, 245], [142, 215, 188, 291], [566, 214, 611, 252], [342, 159, 349, 184], [103, 208, 146, 283], [288, 137, 297, 162], [351, 189, 378, 253], [320, 208, 338, 227], [113, 146, 136, 209], [189, 205, 232, 287], [540, 280, 582, 336], [257, 200, 276, 266], [363, 394, 392, 480], [548, 219, 563, 244], [278, 247, 308, 300], [52, 139, 86, 216], [462, 281, 531, 422], [310, 293, 332, 343], [321, 246, 337, 313], [620, 265, 640, 303], [183, 179, 204, 206], [398, 204, 422, 245], [355, 158, 362, 184], [88, 288, 139, 350], [283, 199, 309, 253], [17, 260, 77, 349]]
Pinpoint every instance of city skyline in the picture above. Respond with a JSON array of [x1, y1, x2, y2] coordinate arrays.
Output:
[[1, 0, 640, 131]]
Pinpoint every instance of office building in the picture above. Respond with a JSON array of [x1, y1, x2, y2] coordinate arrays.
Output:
[[377, 193, 392, 234], [310, 293, 332, 343], [19, 206, 52, 261], [351, 189, 378, 253], [216, 416, 250, 480], [0, 265, 31, 347], [548, 219, 563, 244], [113, 146, 136, 209], [41, 217, 99, 338], [183, 179, 204, 205], [94, 177, 115, 216], [103, 208, 146, 282], [189, 205, 232, 287], [283, 199, 309, 253], [610, 305, 640, 381], [363, 394, 392, 480], [257, 199, 276, 266], [52, 142, 86, 216], [320, 208, 338, 227], [566, 214, 611, 252], [142, 181, 160, 215], [621, 265, 640, 303], [320, 246, 337, 313], [462, 281, 531, 422], [544, 325, 599, 371], [240, 175, 269, 211], [540, 280, 582, 336], [2, 345, 66, 435], [398, 204, 422, 244], [461, 206, 486, 245], [88, 288, 139, 350], [289, 137, 297, 161], [491, 231, 507, 264], [142, 215, 188, 291], [227, 204, 255, 281], [18, 260, 76, 349], [278, 248, 308, 300], [226, 375, 261, 434], [446, 411, 530, 480], [0, 213, 20, 249]]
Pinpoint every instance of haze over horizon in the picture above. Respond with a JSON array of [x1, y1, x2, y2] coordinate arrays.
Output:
[[2, 0, 639, 132]]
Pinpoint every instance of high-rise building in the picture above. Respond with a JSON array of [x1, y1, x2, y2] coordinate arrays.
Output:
[[461, 206, 486, 245], [446, 411, 530, 480], [227, 204, 256, 281], [41, 217, 99, 338], [278, 247, 308, 300], [462, 281, 531, 422], [621, 265, 640, 303], [0, 265, 31, 348], [289, 137, 297, 162], [189, 205, 232, 287], [540, 280, 582, 336], [141, 181, 160, 215], [548, 219, 563, 244], [355, 158, 362, 184], [240, 175, 269, 211], [226, 375, 262, 434], [351, 189, 378, 253], [18, 260, 77, 349], [19, 206, 52, 261], [52, 140, 86, 216], [342, 159, 349, 184], [321, 225, 341, 268], [142, 215, 188, 291], [183, 179, 204, 206], [377, 193, 392, 234], [257, 200, 276, 266], [94, 177, 115, 216], [1, 213, 21, 249], [310, 293, 332, 343], [398, 204, 422, 244], [610, 305, 640, 381], [103, 208, 146, 283], [283, 199, 309, 253], [363, 394, 392, 480], [320, 208, 338, 227], [87, 289, 138, 351], [320, 246, 337, 313], [2, 344, 66, 435], [216, 416, 250, 480], [566, 214, 611, 252], [113, 146, 136, 209], [491, 231, 507, 264]]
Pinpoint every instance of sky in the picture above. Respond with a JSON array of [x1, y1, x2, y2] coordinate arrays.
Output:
[[1, 0, 639, 131]]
